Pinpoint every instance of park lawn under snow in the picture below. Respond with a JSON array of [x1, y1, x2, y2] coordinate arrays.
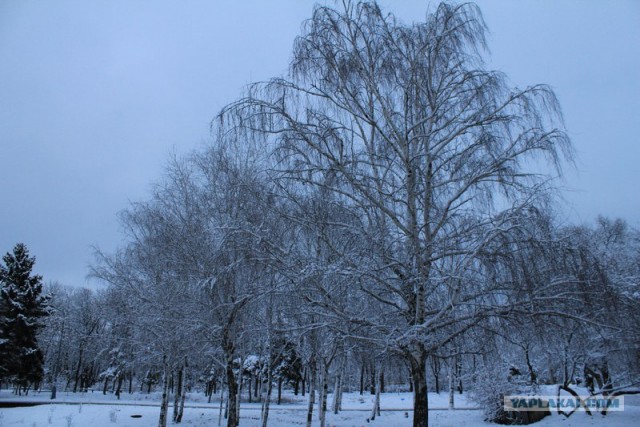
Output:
[[1, 390, 638, 427]]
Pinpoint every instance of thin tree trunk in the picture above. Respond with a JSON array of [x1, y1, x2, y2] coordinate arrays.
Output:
[[524, 346, 537, 384], [319, 362, 329, 427], [277, 377, 282, 405], [317, 366, 324, 427], [332, 369, 341, 414], [306, 360, 316, 427], [332, 356, 345, 414], [116, 375, 123, 400], [431, 355, 440, 394], [254, 372, 259, 398], [370, 367, 381, 420], [457, 358, 463, 394], [235, 364, 242, 427], [218, 382, 225, 427], [448, 358, 455, 410], [177, 372, 187, 423], [73, 346, 84, 393], [173, 363, 184, 423], [261, 360, 273, 427], [337, 372, 343, 412], [376, 370, 381, 416], [370, 362, 376, 395], [158, 356, 170, 427]]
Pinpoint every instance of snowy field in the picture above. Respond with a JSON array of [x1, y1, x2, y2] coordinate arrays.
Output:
[[1, 389, 638, 427]]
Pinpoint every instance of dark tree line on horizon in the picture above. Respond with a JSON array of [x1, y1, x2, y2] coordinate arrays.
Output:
[[1, 3, 639, 427]]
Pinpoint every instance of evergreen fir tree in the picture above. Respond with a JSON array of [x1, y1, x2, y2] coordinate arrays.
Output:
[[0, 243, 50, 391]]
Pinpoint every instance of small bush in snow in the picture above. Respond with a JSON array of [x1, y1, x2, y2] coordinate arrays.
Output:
[[469, 365, 537, 423]]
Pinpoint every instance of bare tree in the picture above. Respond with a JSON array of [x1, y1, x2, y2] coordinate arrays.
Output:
[[218, 2, 572, 426], [93, 155, 214, 427]]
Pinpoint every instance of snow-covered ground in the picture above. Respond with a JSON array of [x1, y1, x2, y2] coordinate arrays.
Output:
[[1, 389, 638, 426]]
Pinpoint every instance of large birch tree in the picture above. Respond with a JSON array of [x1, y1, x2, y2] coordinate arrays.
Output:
[[218, 2, 572, 426]]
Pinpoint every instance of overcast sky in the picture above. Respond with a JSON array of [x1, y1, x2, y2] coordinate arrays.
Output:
[[1, 1, 639, 289]]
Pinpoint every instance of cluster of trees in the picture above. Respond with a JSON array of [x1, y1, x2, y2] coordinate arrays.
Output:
[[2, 3, 638, 427], [11, 209, 638, 427]]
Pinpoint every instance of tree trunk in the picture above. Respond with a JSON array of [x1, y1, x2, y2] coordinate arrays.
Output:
[[254, 372, 259, 399], [177, 377, 187, 423], [306, 360, 316, 427], [317, 366, 324, 427], [525, 346, 537, 384], [319, 363, 329, 427], [225, 362, 238, 427], [173, 364, 183, 423], [235, 365, 242, 426], [73, 346, 84, 393], [116, 375, 123, 400], [457, 359, 463, 394], [218, 382, 225, 427], [410, 353, 429, 427], [261, 360, 273, 427], [376, 371, 381, 416], [158, 356, 170, 427], [332, 368, 342, 414], [277, 376, 282, 405], [370, 362, 376, 395], [88, 362, 96, 390], [337, 373, 343, 412], [370, 367, 381, 420], [448, 359, 455, 410], [431, 355, 440, 394]]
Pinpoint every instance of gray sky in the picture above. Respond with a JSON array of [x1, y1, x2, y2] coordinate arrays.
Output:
[[1, 1, 639, 289]]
